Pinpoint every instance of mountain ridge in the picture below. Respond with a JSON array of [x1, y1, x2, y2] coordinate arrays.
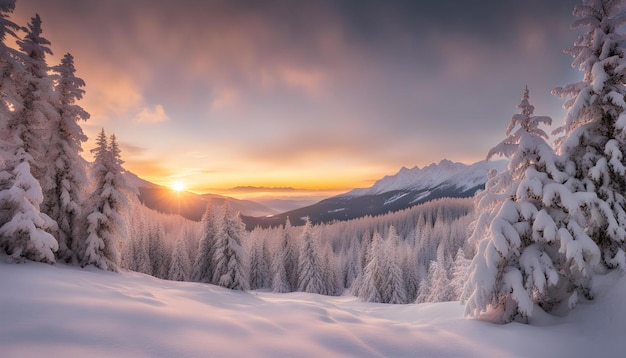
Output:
[[243, 159, 507, 228]]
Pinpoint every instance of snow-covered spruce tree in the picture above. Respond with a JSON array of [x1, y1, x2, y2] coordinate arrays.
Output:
[[552, 0, 626, 271], [355, 227, 408, 304], [282, 218, 299, 291], [14, 14, 58, 183], [148, 222, 169, 278], [80, 130, 128, 271], [270, 220, 294, 293], [340, 238, 362, 289], [421, 246, 453, 303], [126, 208, 152, 274], [0, 8, 59, 263], [192, 203, 219, 283], [0, 148, 58, 263], [450, 248, 471, 300], [211, 203, 249, 290], [270, 240, 290, 293], [45, 53, 89, 262], [321, 242, 340, 296], [0, 0, 22, 126], [401, 247, 420, 302], [0, 0, 21, 223], [297, 218, 325, 294], [380, 226, 408, 304], [248, 228, 270, 289], [356, 231, 384, 303], [416, 260, 438, 303], [463, 88, 600, 322], [168, 236, 191, 282]]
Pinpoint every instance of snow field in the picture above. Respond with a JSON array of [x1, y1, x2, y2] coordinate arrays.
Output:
[[2, 257, 626, 357]]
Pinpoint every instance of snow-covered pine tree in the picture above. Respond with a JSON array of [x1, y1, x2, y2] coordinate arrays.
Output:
[[380, 226, 408, 304], [297, 218, 325, 294], [416, 260, 437, 303], [0, 8, 59, 264], [0, 148, 58, 263], [14, 14, 58, 184], [211, 203, 249, 290], [450, 248, 470, 300], [401, 248, 420, 302], [45, 53, 89, 262], [321, 242, 339, 296], [341, 238, 362, 290], [423, 245, 453, 303], [80, 130, 128, 271], [270, 240, 290, 293], [356, 231, 384, 303], [168, 236, 191, 282], [248, 228, 270, 289], [463, 88, 599, 322], [0, 0, 22, 126], [552, 0, 626, 271], [126, 207, 152, 274], [148, 222, 169, 278], [192, 203, 219, 283], [282, 218, 298, 290]]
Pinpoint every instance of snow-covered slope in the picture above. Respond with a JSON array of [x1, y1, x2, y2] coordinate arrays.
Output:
[[346, 159, 506, 197], [2, 257, 625, 357]]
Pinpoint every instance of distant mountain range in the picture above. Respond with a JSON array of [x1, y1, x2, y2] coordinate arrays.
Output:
[[242, 159, 506, 228], [126, 159, 506, 228]]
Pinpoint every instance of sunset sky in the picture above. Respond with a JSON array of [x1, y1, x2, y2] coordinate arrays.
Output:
[[10, 0, 580, 197]]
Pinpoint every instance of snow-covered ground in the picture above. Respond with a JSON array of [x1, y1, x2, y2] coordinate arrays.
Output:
[[2, 257, 625, 358]]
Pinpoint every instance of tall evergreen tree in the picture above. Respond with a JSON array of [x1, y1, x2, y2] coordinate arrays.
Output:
[[212, 203, 249, 290], [297, 219, 325, 294], [270, 221, 293, 293], [0, 0, 22, 126], [282, 218, 298, 291], [380, 226, 408, 304], [0, 10, 58, 264], [464, 88, 600, 323], [13, 14, 57, 182], [248, 229, 270, 290], [356, 231, 384, 303], [450, 248, 470, 300], [169, 236, 191, 282], [552, 0, 626, 270], [148, 222, 169, 278], [45, 53, 89, 262], [192, 203, 219, 283], [80, 130, 128, 271]]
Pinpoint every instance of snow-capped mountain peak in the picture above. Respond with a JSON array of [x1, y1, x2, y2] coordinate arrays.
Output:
[[246, 158, 507, 228], [345, 159, 506, 197]]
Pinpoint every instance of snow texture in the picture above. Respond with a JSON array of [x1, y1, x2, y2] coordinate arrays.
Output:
[[2, 255, 626, 357]]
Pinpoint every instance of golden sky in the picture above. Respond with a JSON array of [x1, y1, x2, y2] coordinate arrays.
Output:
[[9, 0, 580, 196]]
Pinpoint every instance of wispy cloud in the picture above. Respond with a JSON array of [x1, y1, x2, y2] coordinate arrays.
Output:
[[135, 104, 169, 123]]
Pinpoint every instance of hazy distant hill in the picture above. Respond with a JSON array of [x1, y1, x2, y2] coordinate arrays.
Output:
[[124, 172, 278, 220]]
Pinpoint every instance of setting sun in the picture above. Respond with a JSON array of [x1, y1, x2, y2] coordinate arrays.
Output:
[[172, 181, 185, 192]]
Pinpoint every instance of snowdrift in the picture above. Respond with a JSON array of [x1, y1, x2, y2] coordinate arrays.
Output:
[[1, 258, 625, 357]]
